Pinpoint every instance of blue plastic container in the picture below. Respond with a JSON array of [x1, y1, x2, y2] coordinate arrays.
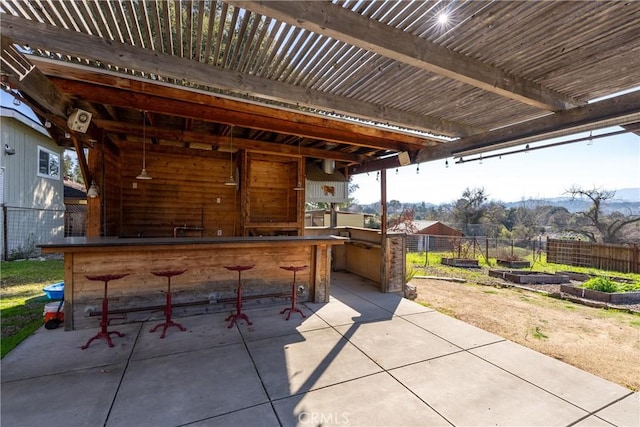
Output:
[[43, 282, 64, 300]]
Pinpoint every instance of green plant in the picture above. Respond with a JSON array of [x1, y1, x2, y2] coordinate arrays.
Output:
[[8, 234, 41, 260], [582, 277, 619, 293], [531, 326, 548, 340], [405, 261, 418, 283]]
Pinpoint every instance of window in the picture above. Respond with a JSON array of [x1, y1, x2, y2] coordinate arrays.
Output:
[[38, 146, 60, 179]]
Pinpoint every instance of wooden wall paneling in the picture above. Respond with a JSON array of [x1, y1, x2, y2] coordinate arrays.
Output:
[[296, 157, 305, 235], [241, 149, 250, 236], [104, 144, 121, 237], [117, 142, 240, 237], [245, 151, 303, 234], [61, 242, 324, 329]]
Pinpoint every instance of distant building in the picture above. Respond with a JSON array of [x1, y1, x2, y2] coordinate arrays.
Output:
[[389, 220, 463, 252], [64, 178, 87, 237]]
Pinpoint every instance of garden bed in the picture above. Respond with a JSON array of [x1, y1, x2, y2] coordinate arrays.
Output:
[[441, 258, 480, 268], [560, 284, 640, 304], [489, 269, 570, 284], [496, 259, 531, 269]]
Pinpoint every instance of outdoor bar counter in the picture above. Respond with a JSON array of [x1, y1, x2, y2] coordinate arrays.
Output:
[[39, 235, 346, 330]]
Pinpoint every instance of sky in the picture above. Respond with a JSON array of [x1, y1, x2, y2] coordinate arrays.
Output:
[[350, 128, 640, 205]]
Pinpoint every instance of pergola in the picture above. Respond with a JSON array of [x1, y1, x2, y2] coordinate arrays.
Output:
[[2, 0, 639, 177]]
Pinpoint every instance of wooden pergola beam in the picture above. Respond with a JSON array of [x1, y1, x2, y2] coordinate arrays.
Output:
[[351, 90, 640, 173], [0, 36, 72, 119], [48, 76, 426, 154], [431, 89, 640, 159], [1, 13, 474, 137], [31, 56, 438, 148], [232, 1, 583, 112], [94, 119, 364, 163]]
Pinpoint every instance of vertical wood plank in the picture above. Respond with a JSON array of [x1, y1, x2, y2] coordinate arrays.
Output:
[[63, 253, 74, 331]]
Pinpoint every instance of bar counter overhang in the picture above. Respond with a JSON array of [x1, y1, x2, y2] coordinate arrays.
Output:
[[39, 235, 347, 330]]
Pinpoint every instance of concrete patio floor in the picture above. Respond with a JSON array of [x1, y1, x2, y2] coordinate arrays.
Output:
[[2, 272, 638, 427]]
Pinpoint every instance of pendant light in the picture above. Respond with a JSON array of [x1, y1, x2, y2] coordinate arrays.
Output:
[[224, 125, 237, 186], [87, 180, 99, 198], [293, 140, 304, 191], [136, 110, 152, 180]]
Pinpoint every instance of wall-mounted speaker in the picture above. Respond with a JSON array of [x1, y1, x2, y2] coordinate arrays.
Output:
[[67, 108, 92, 133]]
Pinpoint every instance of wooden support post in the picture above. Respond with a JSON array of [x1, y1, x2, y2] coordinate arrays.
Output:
[[380, 169, 388, 292]]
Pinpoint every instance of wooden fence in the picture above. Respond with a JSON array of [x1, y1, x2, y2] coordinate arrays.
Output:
[[546, 238, 640, 274]]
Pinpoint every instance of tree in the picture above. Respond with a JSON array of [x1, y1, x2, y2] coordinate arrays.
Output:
[[387, 200, 402, 214], [565, 186, 640, 243], [62, 152, 84, 184], [451, 187, 489, 235], [511, 199, 547, 240], [388, 208, 417, 233]]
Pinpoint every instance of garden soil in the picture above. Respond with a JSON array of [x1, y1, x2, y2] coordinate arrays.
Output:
[[412, 278, 640, 391]]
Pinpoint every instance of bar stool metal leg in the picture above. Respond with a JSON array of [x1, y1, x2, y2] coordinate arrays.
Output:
[[223, 265, 254, 328], [81, 274, 129, 349], [279, 265, 308, 320], [150, 270, 187, 338]]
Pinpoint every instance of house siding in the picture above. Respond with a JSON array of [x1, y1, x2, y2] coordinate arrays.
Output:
[[1, 114, 64, 259]]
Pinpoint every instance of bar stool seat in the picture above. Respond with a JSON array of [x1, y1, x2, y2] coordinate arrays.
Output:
[[81, 274, 129, 349], [150, 269, 187, 338], [279, 265, 308, 320], [223, 264, 254, 328]]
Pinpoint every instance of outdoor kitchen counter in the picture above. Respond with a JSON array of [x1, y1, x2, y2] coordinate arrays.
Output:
[[39, 236, 346, 330]]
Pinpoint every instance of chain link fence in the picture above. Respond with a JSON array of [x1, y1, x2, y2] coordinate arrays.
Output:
[[1, 206, 64, 260], [64, 204, 87, 237], [406, 234, 546, 264]]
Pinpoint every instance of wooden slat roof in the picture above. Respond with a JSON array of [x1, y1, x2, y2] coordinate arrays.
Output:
[[1, 0, 639, 173]]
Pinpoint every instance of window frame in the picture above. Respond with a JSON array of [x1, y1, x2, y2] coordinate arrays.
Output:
[[37, 145, 61, 180]]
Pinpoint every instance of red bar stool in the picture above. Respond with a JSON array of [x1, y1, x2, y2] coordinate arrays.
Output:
[[81, 274, 129, 349], [150, 269, 187, 338], [279, 265, 308, 320], [223, 264, 254, 328]]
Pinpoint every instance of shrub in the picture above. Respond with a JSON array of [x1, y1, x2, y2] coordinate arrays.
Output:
[[8, 234, 41, 261], [405, 261, 418, 283], [582, 277, 619, 293]]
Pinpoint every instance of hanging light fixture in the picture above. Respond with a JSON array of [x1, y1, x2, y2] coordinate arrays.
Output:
[[224, 125, 237, 186], [294, 140, 304, 191], [87, 180, 99, 198], [136, 110, 152, 180]]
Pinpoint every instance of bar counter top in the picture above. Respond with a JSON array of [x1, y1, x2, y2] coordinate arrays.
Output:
[[39, 234, 346, 330], [39, 235, 347, 251]]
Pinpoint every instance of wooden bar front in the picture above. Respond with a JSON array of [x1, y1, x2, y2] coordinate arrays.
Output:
[[40, 236, 345, 330]]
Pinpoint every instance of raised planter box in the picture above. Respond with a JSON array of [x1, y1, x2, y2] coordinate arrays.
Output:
[[496, 259, 531, 269], [441, 258, 480, 268], [489, 270, 570, 284], [560, 284, 640, 304], [557, 271, 591, 281]]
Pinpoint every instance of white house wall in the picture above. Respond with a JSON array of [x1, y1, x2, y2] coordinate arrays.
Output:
[[1, 115, 64, 259]]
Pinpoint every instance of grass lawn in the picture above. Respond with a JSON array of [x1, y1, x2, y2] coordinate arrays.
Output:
[[407, 251, 640, 284], [1, 259, 64, 358]]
